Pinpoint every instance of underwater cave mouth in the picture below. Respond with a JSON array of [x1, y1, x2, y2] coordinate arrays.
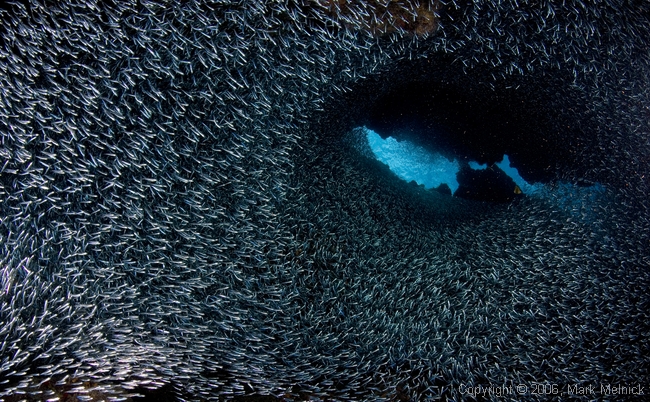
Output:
[[363, 126, 539, 202], [336, 57, 598, 203]]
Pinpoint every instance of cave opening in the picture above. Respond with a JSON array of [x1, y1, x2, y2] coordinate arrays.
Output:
[[362, 126, 541, 202], [330, 54, 601, 204]]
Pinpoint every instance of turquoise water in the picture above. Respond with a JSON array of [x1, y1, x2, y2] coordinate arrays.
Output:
[[365, 127, 541, 195]]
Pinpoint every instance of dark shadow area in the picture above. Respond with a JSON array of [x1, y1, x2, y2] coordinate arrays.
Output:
[[455, 162, 523, 203]]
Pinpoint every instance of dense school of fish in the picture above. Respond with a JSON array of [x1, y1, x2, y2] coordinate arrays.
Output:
[[1, 0, 649, 400]]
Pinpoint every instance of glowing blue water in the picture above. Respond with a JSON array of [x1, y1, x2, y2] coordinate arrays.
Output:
[[365, 127, 541, 196], [365, 127, 460, 193], [495, 155, 541, 194]]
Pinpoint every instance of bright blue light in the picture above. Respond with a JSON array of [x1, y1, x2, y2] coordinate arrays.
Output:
[[362, 127, 604, 215], [467, 156, 540, 194], [494, 154, 541, 194], [365, 127, 460, 193], [364, 127, 542, 196], [468, 161, 488, 170]]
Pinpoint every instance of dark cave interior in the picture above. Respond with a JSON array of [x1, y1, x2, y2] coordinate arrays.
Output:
[[327, 55, 601, 202]]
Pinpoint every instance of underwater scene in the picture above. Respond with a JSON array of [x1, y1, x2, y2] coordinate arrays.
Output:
[[1, 0, 649, 400]]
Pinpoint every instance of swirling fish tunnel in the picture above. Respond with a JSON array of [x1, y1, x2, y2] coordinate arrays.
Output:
[[0, 0, 649, 401]]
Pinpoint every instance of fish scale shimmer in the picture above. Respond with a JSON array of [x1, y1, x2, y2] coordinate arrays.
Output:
[[1, 0, 649, 401]]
